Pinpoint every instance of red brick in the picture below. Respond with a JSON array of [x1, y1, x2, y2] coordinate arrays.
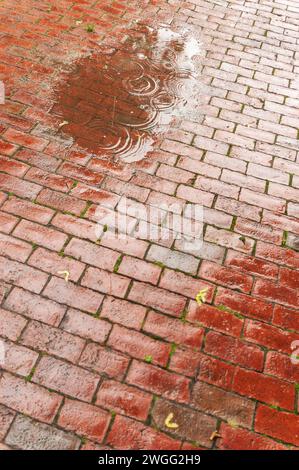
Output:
[[79, 343, 129, 380], [152, 398, 217, 448], [64, 237, 119, 271], [194, 135, 229, 154], [143, 310, 204, 348], [198, 354, 235, 390], [263, 210, 299, 236], [34, 356, 99, 402], [0, 211, 18, 233], [0, 373, 62, 423], [205, 226, 254, 253], [156, 164, 194, 184], [20, 320, 85, 362], [58, 399, 110, 442], [43, 277, 103, 314], [0, 155, 28, 177], [0, 232, 33, 262], [221, 169, 265, 192], [96, 380, 152, 421], [13, 219, 67, 251], [37, 188, 86, 216], [2, 196, 54, 224], [61, 308, 111, 343], [25, 167, 74, 192], [100, 296, 146, 330], [3, 128, 47, 151], [161, 138, 203, 158], [177, 156, 221, 179], [70, 182, 119, 207], [187, 303, 243, 337], [51, 212, 99, 242], [265, 351, 299, 383], [215, 195, 261, 222], [102, 176, 149, 203], [159, 269, 214, 301], [118, 256, 161, 285], [0, 191, 7, 206], [101, 230, 148, 258], [240, 188, 285, 213], [195, 176, 240, 199], [232, 367, 295, 410], [5, 414, 80, 450], [128, 281, 186, 317], [199, 260, 253, 293], [192, 381, 255, 428], [255, 404, 299, 447], [0, 307, 27, 341], [108, 324, 171, 367], [28, 247, 85, 282], [169, 348, 202, 378], [218, 423, 289, 450], [0, 405, 15, 441], [4, 287, 65, 326], [0, 138, 18, 156], [147, 244, 199, 275], [205, 330, 264, 371], [244, 319, 299, 355], [0, 339, 38, 376], [126, 360, 191, 403], [0, 173, 41, 199], [59, 161, 104, 186], [81, 266, 130, 298], [131, 170, 177, 196], [215, 287, 273, 322], [177, 184, 214, 206], [235, 218, 283, 245], [107, 415, 181, 450], [214, 130, 254, 151], [272, 305, 299, 332], [14, 148, 59, 173], [253, 278, 298, 309], [279, 267, 299, 291], [225, 249, 279, 279], [0, 256, 48, 293], [256, 241, 299, 270]]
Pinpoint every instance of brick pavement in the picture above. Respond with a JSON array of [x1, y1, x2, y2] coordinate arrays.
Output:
[[0, 0, 299, 450]]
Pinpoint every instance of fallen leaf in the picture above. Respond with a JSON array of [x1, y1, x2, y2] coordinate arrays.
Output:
[[165, 413, 179, 429], [57, 270, 70, 282], [210, 431, 221, 441], [75, 20, 83, 25], [195, 288, 208, 306], [58, 120, 69, 128]]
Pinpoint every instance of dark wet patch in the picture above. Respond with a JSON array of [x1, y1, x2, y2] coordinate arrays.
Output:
[[52, 23, 201, 163]]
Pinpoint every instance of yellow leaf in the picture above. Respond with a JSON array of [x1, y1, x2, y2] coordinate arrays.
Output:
[[165, 413, 179, 429], [57, 270, 70, 282], [210, 430, 221, 441], [58, 121, 69, 128], [195, 288, 208, 306]]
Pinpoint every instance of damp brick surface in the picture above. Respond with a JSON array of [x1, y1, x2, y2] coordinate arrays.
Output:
[[0, 0, 298, 451]]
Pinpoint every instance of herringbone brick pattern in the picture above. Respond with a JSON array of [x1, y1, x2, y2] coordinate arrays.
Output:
[[0, 0, 298, 450]]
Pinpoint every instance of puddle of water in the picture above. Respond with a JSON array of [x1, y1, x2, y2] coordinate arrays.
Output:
[[52, 23, 202, 163]]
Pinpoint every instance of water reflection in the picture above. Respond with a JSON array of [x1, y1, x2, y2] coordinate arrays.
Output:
[[53, 23, 202, 163]]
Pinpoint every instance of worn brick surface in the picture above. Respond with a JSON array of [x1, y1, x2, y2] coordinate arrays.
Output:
[[0, 0, 299, 451]]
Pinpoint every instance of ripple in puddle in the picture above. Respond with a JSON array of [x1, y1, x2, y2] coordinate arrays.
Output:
[[53, 24, 202, 163]]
